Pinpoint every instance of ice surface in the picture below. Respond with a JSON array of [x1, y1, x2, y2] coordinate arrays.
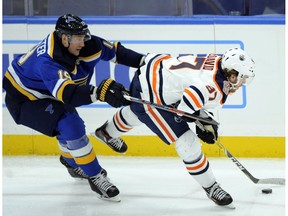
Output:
[[2, 156, 286, 216]]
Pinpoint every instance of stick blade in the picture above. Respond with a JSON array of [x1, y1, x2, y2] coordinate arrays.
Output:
[[257, 178, 285, 185]]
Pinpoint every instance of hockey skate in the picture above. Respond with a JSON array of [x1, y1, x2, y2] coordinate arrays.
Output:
[[91, 121, 127, 153], [60, 156, 89, 179], [204, 182, 235, 209], [89, 169, 120, 202]]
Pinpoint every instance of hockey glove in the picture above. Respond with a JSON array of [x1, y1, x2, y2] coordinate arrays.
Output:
[[195, 113, 218, 144], [96, 78, 131, 108]]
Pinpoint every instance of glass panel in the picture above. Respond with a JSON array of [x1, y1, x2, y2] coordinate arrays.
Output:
[[3, 0, 26, 15], [249, 0, 285, 15], [2, 0, 285, 16], [46, 0, 111, 16]]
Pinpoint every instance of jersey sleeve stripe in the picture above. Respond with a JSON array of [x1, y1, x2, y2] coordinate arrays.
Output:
[[184, 88, 203, 109], [183, 97, 196, 111], [190, 86, 205, 104], [5, 71, 37, 101], [53, 79, 74, 102], [6, 66, 56, 100], [74, 76, 89, 86], [114, 41, 119, 50], [151, 55, 171, 104], [79, 50, 101, 62]]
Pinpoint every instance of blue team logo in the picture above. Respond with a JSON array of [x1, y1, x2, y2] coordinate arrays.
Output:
[[66, 17, 76, 23]]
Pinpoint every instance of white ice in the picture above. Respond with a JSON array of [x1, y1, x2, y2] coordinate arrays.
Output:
[[2, 156, 286, 216]]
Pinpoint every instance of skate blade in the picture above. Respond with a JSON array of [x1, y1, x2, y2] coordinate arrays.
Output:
[[90, 132, 101, 142], [90, 132, 126, 154], [90, 132, 111, 150], [74, 178, 87, 181], [97, 194, 121, 202], [220, 203, 235, 209]]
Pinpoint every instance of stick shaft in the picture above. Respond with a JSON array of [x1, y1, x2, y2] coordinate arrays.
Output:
[[215, 140, 285, 185], [124, 95, 219, 126], [125, 95, 285, 185], [194, 120, 285, 185]]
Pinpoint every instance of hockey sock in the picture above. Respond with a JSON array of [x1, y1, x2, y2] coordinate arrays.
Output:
[[66, 135, 102, 176], [106, 106, 140, 137], [58, 142, 78, 168], [184, 153, 216, 188]]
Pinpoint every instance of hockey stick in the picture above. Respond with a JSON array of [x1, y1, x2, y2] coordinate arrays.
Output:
[[123, 95, 219, 126], [215, 140, 285, 185], [125, 94, 285, 185], [194, 121, 285, 185]]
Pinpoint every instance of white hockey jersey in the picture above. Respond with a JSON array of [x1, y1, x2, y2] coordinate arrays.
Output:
[[138, 53, 230, 114]]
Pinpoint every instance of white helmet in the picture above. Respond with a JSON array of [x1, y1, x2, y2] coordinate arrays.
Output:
[[221, 48, 255, 90]]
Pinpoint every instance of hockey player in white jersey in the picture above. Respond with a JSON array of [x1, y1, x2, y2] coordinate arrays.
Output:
[[93, 48, 255, 207]]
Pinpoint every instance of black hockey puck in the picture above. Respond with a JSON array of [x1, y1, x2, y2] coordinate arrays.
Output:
[[262, 188, 272, 194]]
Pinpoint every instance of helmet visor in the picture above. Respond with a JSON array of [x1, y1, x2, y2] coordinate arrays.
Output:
[[71, 28, 91, 42], [82, 29, 91, 42]]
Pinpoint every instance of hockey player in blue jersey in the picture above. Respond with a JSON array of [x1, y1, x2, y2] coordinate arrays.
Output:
[[93, 48, 255, 207], [3, 14, 146, 202]]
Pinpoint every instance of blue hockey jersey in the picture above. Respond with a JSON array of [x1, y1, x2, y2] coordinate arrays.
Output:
[[4, 31, 143, 107]]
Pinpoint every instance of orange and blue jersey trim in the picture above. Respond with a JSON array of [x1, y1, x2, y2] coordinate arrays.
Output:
[[146, 105, 177, 143], [113, 109, 133, 133], [184, 154, 209, 175], [183, 86, 204, 110], [143, 54, 179, 143], [146, 54, 171, 105]]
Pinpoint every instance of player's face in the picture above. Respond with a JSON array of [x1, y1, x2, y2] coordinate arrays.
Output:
[[228, 74, 238, 84], [67, 35, 85, 56], [228, 74, 248, 92]]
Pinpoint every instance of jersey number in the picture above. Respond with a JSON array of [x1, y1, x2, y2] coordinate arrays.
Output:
[[169, 57, 205, 70], [206, 85, 217, 101], [169, 57, 218, 101]]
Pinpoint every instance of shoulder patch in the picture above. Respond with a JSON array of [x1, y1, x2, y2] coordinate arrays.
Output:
[[223, 81, 230, 95]]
